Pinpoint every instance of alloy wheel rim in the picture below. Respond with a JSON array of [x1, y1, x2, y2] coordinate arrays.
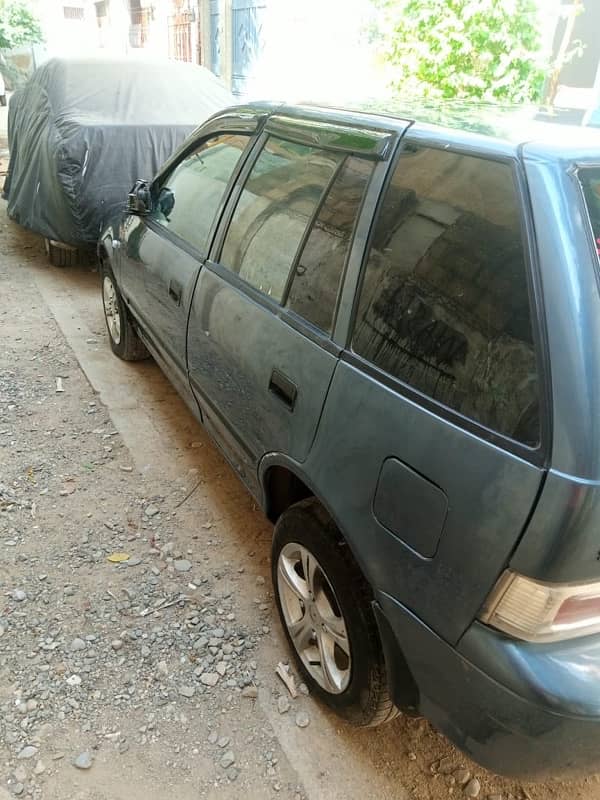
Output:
[[277, 542, 351, 694], [103, 275, 121, 345]]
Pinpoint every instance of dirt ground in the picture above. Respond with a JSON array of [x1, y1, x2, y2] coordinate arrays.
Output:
[[2, 139, 600, 800]]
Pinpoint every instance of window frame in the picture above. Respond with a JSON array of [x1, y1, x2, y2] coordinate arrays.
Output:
[[344, 135, 552, 466], [206, 127, 379, 348], [142, 112, 265, 263]]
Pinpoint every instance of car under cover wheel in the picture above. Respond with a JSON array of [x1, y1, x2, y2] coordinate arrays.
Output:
[[101, 263, 149, 361], [44, 238, 78, 267], [272, 498, 398, 727]]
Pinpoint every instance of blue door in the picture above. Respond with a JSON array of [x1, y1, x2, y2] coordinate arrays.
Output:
[[231, 0, 267, 95], [210, 0, 221, 77]]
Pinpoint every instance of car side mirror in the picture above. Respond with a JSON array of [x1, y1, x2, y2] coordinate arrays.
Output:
[[127, 180, 152, 215]]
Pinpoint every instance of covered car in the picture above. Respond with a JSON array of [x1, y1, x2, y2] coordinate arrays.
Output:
[[2, 57, 233, 250]]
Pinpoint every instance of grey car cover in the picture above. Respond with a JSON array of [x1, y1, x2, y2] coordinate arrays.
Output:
[[2, 57, 233, 246]]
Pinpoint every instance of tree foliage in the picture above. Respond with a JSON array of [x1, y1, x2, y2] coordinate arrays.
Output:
[[0, 0, 42, 51], [374, 0, 545, 103]]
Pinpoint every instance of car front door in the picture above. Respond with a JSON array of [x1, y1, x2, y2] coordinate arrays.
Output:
[[118, 115, 260, 393], [186, 117, 394, 492]]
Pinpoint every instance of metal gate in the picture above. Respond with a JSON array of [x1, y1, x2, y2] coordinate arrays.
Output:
[[210, 0, 221, 77], [231, 0, 267, 96], [168, 11, 194, 63]]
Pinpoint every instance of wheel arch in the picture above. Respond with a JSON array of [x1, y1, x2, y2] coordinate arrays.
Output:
[[260, 453, 420, 712]]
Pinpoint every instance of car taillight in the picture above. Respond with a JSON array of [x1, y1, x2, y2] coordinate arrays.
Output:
[[480, 571, 600, 643]]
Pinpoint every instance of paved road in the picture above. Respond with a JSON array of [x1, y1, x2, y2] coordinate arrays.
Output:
[[1, 201, 598, 800]]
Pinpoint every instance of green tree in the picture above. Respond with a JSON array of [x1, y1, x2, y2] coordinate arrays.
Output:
[[374, 0, 545, 104], [0, 0, 42, 51]]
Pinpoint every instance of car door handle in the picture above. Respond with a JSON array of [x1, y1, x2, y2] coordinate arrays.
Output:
[[269, 369, 297, 411], [168, 279, 182, 306]]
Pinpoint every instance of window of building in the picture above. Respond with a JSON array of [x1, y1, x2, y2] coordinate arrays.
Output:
[[63, 6, 85, 20], [352, 146, 540, 446], [150, 134, 249, 256]]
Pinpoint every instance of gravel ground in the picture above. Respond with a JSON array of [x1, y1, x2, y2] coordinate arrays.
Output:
[[2, 135, 600, 800]]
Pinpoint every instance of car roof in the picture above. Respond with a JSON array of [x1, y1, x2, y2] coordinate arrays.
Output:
[[241, 99, 600, 163]]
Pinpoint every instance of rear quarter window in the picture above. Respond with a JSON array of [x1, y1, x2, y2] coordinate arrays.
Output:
[[579, 168, 600, 258]]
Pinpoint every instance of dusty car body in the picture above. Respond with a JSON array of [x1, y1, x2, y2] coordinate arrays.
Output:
[[2, 57, 232, 254], [99, 101, 600, 778]]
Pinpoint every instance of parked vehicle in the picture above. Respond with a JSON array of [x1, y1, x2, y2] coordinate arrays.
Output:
[[99, 101, 600, 778], [2, 57, 232, 264]]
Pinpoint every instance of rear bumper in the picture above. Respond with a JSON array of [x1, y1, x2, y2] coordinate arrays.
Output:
[[376, 592, 600, 778]]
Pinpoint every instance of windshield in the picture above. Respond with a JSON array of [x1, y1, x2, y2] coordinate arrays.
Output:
[[579, 167, 600, 259]]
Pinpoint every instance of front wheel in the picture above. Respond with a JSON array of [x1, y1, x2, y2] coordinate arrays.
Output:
[[272, 498, 398, 727], [101, 263, 149, 361]]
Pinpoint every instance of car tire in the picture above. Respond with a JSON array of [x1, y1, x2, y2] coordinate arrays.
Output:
[[44, 238, 78, 267], [272, 498, 399, 727], [101, 262, 149, 361]]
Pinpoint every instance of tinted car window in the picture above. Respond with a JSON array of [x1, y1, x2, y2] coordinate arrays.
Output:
[[285, 157, 374, 332], [151, 134, 249, 254], [220, 136, 343, 302], [580, 167, 600, 259], [353, 146, 540, 446]]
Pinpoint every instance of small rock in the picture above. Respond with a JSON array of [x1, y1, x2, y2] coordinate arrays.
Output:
[[179, 686, 195, 698], [17, 745, 38, 760], [407, 752, 417, 761], [277, 696, 290, 714], [10, 783, 24, 796], [111, 639, 123, 651], [70, 638, 86, 652], [66, 675, 82, 687], [12, 589, 27, 602], [437, 756, 455, 774], [218, 737, 230, 748], [220, 751, 235, 769], [33, 760, 45, 775], [200, 672, 219, 687], [141, 645, 151, 658], [174, 559, 192, 573], [454, 769, 471, 786], [226, 766, 239, 781], [295, 711, 310, 728], [73, 751, 93, 770], [255, 576, 265, 585], [207, 732, 218, 745], [486, 795, 503, 800], [464, 779, 481, 798], [145, 505, 159, 517], [241, 685, 258, 698]]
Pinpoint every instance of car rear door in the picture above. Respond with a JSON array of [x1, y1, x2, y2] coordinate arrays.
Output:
[[118, 113, 261, 394], [303, 138, 549, 643], [186, 115, 397, 494]]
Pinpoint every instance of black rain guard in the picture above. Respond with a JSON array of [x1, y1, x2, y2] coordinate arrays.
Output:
[[2, 57, 234, 246]]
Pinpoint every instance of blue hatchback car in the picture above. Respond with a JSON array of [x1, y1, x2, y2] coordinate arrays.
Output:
[[99, 101, 600, 778]]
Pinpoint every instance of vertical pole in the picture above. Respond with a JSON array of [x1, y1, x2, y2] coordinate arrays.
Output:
[[222, 0, 232, 91]]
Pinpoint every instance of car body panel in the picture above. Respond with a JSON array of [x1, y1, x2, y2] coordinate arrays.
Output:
[[103, 101, 600, 777]]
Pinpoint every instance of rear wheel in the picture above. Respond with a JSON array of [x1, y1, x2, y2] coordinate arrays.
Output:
[[45, 238, 78, 267], [101, 263, 149, 361], [272, 498, 398, 727]]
